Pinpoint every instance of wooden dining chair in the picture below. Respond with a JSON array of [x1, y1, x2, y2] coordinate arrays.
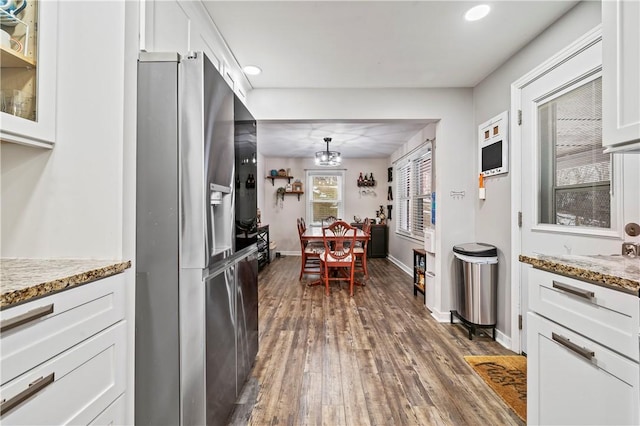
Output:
[[297, 218, 322, 280], [322, 215, 338, 227], [353, 217, 370, 280], [319, 221, 358, 296], [299, 217, 324, 251]]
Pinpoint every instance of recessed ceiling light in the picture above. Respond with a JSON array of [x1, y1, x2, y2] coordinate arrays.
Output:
[[465, 4, 490, 21], [243, 65, 262, 76]]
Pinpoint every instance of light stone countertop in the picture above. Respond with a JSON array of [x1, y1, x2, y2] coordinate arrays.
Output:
[[1, 258, 132, 308], [519, 253, 640, 296]]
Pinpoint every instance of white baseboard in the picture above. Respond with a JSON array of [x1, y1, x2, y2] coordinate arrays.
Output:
[[278, 251, 300, 257], [430, 309, 451, 323], [387, 255, 411, 276], [495, 329, 512, 350], [446, 317, 513, 350]]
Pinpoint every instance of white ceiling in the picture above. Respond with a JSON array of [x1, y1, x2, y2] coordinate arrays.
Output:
[[257, 119, 437, 158], [204, 0, 580, 158]]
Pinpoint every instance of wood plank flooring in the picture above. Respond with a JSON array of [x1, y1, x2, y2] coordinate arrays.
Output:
[[228, 256, 524, 426]]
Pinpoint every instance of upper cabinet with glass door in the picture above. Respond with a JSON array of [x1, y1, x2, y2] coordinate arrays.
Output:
[[0, 0, 57, 148], [602, 0, 640, 153]]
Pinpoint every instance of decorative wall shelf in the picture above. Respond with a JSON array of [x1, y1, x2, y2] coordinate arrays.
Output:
[[357, 172, 376, 187], [266, 175, 293, 186], [284, 191, 304, 201]]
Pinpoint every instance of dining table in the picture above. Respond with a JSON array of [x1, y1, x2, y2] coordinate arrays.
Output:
[[300, 226, 370, 288], [300, 226, 369, 243]]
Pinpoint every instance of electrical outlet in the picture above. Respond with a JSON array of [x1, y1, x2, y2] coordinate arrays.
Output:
[[621, 242, 639, 258]]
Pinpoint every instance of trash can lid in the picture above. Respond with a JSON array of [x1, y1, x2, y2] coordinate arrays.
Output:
[[453, 242, 497, 257]]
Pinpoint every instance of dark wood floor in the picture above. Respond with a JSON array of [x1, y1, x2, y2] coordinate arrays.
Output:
[[229, 256, 523, 426]]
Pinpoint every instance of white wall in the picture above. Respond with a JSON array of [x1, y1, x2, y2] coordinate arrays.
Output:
[[249, 88, 475, 319], [472, 0, 602, 339], [1, 1, 128, 258], [260, 157, 390, 254]]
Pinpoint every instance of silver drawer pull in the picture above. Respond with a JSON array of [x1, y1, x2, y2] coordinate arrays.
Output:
[[552, 332, 595, 361], [552, 281, 595, 300], [0, 304, 54, 333], [0, 373, 55, 416]]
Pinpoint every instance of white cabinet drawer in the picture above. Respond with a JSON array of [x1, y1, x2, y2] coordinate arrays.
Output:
[[0, 274, 126, 385], [0, 321, 126, 425], [528, 268, 639, 361], [528, 313, 639, 425], [89, 393, 125, 425]]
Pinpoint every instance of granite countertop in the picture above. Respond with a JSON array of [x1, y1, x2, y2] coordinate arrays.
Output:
[[1, 258, 132, 308], [519, 253, 640, 296]]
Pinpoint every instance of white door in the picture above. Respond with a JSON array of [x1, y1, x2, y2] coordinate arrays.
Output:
[[517, 35, 639, 352]]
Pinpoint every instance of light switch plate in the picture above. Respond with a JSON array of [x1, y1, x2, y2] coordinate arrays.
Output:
[[424, 228, 436, 253]]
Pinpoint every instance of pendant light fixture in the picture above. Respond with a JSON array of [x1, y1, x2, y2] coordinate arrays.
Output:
[[315, 137, 342, 166]]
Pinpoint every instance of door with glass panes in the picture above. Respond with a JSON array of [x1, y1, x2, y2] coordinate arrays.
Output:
[[519, 37, 639, 352]]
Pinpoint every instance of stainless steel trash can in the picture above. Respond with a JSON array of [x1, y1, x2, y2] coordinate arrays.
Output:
[[450, 242, 498, 339]]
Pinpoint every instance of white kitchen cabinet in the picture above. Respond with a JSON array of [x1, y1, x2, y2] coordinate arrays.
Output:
[[89, 394, 125, 425], [0, 274, 127, 424], [0, 323, 127, 425], [0, 0, 58, 148], [0, 274, 126, 384], [602, 0, 640, 152], [528, 268, 639, 361], [528, 313, 639, 425], [527, 267, 640, 425]]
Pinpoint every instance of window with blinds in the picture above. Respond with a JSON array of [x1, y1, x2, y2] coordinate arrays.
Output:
[[395, 144, 432, 240], [538, 77, 611, 228], [414, 151, 432, 235], [306, 170, 345, 226], [396, 161, 411, 234]]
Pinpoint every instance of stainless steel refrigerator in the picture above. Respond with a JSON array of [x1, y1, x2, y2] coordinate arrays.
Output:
[[136, 51, 258, 426]]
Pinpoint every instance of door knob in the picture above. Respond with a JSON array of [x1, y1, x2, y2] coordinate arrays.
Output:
[[624, 222, 639, 236]]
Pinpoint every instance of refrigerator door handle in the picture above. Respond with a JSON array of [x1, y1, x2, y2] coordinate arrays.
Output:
[[203, 246, 258, 281]]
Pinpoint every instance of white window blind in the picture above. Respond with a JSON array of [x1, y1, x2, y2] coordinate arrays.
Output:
[[413, 152, 432, 235], [395, 144, 432, 240], [396, 161, 411, 234], [538, 77, 611, 228]]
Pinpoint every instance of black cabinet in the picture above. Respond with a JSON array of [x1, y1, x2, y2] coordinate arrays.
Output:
[[369, 224, 388, 258], [350, 223, 388, 258], [257, 225, 270, 270]]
